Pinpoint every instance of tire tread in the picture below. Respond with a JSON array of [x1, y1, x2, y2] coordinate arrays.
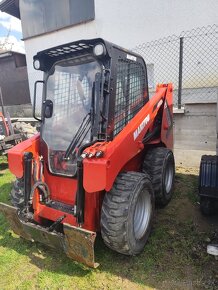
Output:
[[143, 147, 175, 206], [10, 178, 25, 208], [101, 171, 153, 255]]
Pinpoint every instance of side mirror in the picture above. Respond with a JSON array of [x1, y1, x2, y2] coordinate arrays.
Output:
[[33, 80, 45, 122], [43, 100, 53, 118]]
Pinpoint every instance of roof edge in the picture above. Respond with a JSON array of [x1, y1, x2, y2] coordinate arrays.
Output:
[[0, 50, 25, 57], [0, 0, 20, 19]]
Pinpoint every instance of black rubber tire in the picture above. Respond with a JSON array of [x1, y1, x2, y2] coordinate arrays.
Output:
[[200, 197, 216, 216], [10, 178, 25, 209], [143, 147, 175, 207], [101, 171, 154, 255]]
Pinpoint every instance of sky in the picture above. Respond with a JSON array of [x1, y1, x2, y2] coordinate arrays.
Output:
[[0, 11, 24, 53]]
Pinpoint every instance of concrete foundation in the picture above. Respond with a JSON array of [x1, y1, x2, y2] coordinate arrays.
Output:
[[174, 148, 216, 168], [174, 103, 217, 167]]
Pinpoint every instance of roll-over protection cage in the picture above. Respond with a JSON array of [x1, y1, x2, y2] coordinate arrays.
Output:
[[33, 38, 149, 141]]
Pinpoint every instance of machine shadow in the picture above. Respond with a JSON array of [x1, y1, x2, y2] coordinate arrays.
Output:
[[0, 161, 8, 171], [0, 220, 92, 277], [0, 219, 156, 286], [0, 172, 217, 288]]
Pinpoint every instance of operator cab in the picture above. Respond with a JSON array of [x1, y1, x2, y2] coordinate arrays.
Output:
[[33, 38, 149, 177]]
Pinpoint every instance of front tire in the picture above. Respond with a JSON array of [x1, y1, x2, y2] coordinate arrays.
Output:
[[143, 147, 175, 207], [101, 171, 154, 255], [10, 178, 25, 209]]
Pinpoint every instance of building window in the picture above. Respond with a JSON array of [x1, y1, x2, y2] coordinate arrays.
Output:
[[14, 54, 27, 68], [20, 0, 95, 39]]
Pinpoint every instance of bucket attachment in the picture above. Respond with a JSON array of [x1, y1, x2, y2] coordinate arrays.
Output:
[[0, 202, 99, 268]]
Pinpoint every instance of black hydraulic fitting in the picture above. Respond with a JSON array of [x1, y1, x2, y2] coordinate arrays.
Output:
[[23, 152, 33, 210], [76, 156, 85, 225]]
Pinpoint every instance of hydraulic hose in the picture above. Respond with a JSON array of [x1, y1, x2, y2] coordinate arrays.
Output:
[[30, 180, 50, 202]]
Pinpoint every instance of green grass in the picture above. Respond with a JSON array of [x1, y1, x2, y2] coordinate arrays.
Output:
[[0, 159, 217, 290]]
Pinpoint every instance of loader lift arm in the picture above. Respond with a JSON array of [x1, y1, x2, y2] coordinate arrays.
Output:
[[82, 84, 173, 193]]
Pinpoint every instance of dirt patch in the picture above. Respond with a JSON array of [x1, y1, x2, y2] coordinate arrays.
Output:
[[171, 193, 218, 233], [174, 167, 218, 233], [155, 167, 218, 289]]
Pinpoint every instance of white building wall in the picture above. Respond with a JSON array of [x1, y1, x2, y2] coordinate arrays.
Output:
[[21, 0, 218, 101]]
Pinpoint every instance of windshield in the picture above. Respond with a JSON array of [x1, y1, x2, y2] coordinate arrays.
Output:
[[42, 58, 102, 176]]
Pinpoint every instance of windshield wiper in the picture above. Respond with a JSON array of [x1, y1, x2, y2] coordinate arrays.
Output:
[[64, 72, 102, 160], [64, 112, 91, 160]]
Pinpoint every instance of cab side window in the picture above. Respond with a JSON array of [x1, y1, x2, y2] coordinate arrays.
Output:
[[114, 60, 146, 136]]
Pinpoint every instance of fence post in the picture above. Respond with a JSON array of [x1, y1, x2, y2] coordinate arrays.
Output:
[[178, 37, 184, 109]]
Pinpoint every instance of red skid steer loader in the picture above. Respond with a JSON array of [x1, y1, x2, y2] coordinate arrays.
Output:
[[0, 38, 175, 268]]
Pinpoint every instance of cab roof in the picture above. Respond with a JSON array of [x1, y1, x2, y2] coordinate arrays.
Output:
[[33, 38, 145, 72]]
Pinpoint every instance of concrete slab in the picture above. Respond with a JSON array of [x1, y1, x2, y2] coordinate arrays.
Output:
[[174, 148, 216, 167]]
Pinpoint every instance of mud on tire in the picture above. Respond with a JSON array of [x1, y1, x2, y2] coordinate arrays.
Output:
[[101, 171, 154, 255], [10, 178, 25, 209], [143, 147, 175, 207]]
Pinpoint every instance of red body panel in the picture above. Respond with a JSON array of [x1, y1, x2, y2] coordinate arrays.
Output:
[[34, 191, 101, 231], [7, 84, 173, 231], [8, 133, 40, 178], [43, 167, 77, 205], [161, 85, 174, 149]]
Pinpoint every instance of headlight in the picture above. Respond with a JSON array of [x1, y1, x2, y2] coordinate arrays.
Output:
[[93, 43, 106, 57], [33, 59, 41, 70]]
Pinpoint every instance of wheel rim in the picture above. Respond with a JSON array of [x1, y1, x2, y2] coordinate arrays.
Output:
[[133, 189, 152, 240], [164, 160, 174, 194]]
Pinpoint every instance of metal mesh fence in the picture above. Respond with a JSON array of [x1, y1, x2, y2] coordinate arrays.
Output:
[[133, 25, 218, 107]]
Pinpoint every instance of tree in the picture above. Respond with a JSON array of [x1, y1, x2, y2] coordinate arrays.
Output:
[[0, 26, 13, 52]]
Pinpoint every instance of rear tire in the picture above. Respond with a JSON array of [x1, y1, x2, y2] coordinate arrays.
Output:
[[10, 178, 25, 209], [101, 171, 154, 255], [143, 147, 175, 207]]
